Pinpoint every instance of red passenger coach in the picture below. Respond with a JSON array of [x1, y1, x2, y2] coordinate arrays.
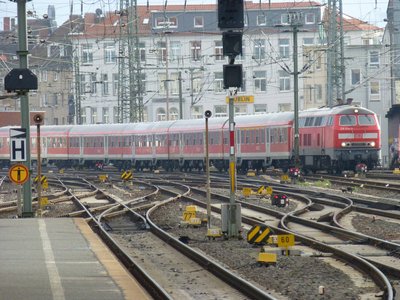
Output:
[[0, 104, 381, 173]]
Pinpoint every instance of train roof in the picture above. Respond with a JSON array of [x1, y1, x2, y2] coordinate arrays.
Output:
[[69, 123, 131, 136], [300, 105, 377, 116]]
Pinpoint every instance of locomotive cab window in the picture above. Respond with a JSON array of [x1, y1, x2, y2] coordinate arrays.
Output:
[[339, 115, 356, 126], [358, 115, 375, 125]]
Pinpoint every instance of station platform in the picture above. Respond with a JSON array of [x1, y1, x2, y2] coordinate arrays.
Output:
[[0, 218, 151, 300]]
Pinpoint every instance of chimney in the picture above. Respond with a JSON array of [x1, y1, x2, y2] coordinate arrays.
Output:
[[3, 17, 10, 31], [346, 98, 353, 105]]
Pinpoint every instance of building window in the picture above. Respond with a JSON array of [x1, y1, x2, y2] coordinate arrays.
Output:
[[214, 72, 224, 93], [91, 107, 97, 124], [235, 105, 247, 116], [254, 71, 267, 92], [370, 80, 380, 101], [41, 71, 48, 82], [238, 71, 246, 92], [140, 73, 146, 94], [81, 110, 86, 124], [303, 38, 314, 45], [369, 50, 379, 67], [315, 55, 322, 70], [215, 40, 224, 61], [278, 103, 291, 112], [155, 16, 177, 28], [316, 84, 322, 101], [351, 69, 361, 85], [191, 106, 203, 119], [305, 13, 315, 24], [102, 74, 109, 95], [253, 39, 265, 60], [113, 106, 118, 122], [257, 15, 266, 26], [104, 43, 116, 63], [194, 16, 203, 28], [254, 104, 267, 114], [279, 39, 290, 58], [54, 72, 59, 81], [82, 44, 93, 64], [190, 41, 201, 61], [170, 41, 181, 62], [91, 73, 97, 95], [79, 74, 86, 95], [157, 41, 167, 63], [156, 107, 166, 121], [103, 107, 109, 123], [170, 107, 179, 120], [41, 94, 48, 107], [279, 70, 290, 91], [139, 42, 146, 62], [113, 73, 118, 95], [170, 72, 179, 95], [281, 14, 289, 25], [214, 105, 227, 117]]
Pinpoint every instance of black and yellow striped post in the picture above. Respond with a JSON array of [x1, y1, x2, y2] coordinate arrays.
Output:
[[121, 170, 133, 181], [247, 224, 273, 245]]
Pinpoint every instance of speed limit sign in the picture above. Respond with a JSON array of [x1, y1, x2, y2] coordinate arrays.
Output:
[[277, 234, 295, 247]]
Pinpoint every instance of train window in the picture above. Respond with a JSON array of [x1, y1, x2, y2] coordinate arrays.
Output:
[[339, 115, 356, 126], [314, 116, 323, 126], [358, 115, 375, 125], [223, 131, 229, 145], [255, 130, 259, 144], [260, 129, 265, 143], [299, 117, 306, 128], [305, 117, 314, 127]]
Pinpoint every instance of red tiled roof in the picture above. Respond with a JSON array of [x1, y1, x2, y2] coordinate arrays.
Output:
[[322, 8, 382, 32], [74, 1, 322, 38]]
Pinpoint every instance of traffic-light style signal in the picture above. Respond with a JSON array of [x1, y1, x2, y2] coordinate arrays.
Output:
[[223, 64, 243, 89], [222, 31, 243, 57], [218, 0, 244, 29]]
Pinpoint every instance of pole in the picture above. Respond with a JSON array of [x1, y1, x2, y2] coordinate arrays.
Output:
[[228, 90, 237, 238], [17, 0, 33, 217], [190, 69, 194, 106], [36, 124, 42, 215], [178, 71, 183, 119], [205, 115, 211, 229], [293, 25, 300, 168], [165, 34, 170, 121]]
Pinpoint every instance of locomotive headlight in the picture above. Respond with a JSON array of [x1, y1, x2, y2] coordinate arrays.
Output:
[[370, 141, 375, 147], [341, 142, 346, 147]]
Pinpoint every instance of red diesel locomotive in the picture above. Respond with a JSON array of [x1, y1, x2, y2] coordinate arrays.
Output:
[[0, 104, 381, 173]]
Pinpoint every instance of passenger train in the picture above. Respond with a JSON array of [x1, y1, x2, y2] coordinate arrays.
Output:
[[0, 104, 381, 173]]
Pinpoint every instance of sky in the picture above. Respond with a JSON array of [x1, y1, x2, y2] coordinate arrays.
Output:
[[0, 0, 389, 30]]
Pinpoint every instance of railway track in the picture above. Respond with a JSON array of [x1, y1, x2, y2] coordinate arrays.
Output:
[[1, 169, 399, 298]]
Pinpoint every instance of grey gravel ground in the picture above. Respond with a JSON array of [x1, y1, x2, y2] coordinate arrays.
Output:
[[151, 201, 379, 300]]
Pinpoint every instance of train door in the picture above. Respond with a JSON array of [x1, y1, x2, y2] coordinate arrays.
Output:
[[104, 135, 109, 162], [41, 135, 47, 162], [236, 130, 241, 157], [79, 136, 83, 163], [265, 127, 270, 158]]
